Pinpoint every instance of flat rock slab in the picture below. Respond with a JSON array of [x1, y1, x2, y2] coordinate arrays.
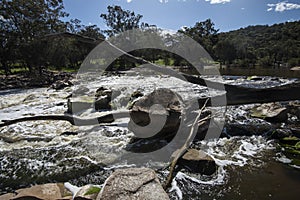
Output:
[[11, 183, 63, 200], [0, 183, 73, 200], [250, 102, 288, 123], [97, 168, 169, 200]]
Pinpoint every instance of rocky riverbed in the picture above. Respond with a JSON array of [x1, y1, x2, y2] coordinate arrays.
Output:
[[0, 69, 300, 199]]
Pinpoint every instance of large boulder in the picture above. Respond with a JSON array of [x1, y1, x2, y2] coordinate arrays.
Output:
[[94, 87, 113, 110], [128, 88, 182, 139], [250, 103, 288, 123], [97, 168, 169, 200], [177, 149, 217, 175], [94, 87, 121, 110]]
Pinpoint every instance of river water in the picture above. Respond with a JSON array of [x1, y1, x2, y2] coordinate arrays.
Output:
[[0, 69, 299, 199]]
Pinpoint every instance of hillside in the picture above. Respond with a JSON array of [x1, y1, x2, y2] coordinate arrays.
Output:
[[216, 21, 300, 68]]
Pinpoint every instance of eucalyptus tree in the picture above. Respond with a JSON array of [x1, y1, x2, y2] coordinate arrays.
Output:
[[0, 0, 68, 74]]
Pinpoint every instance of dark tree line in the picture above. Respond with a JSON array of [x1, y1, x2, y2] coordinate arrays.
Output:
[[1, 2, 299, 76], [0, 0, 104, 76], [214, 21, 300, 68], [179, 20, 300, 69]]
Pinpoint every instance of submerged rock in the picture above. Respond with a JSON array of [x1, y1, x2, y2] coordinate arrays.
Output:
[[272, 129, 293, 139], [250, 103, 288, 123], [97, 168, 169, 200], [288, 101, 300, 119], [178, 149, 217, 175], [247, 76, 263, 81], [51, 79, 73, 90], [224, 117, 275, 137]]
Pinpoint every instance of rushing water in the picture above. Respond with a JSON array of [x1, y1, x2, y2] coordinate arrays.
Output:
[[0, 70, 300, 199]]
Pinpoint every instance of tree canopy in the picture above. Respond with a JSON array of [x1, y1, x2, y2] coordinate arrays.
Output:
[[1, 2, 299, 76]]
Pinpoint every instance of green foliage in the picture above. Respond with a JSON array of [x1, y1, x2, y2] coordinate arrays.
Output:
[[0, 0, 105, 74], [100, 5, 148, 36], [216, 21, 300, 68], [178, 19, 219, 57], [0, 0, 68, 74], [84, 186, 101, 195]]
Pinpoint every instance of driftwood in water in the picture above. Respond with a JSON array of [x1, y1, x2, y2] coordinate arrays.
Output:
[[0, 112, 129, 128], [163, 99, 209, 189]]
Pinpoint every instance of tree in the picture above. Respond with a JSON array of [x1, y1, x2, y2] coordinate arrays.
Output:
[[78, 25, 105, 40], [178, 19, 219, 57], [100, 5, 159, 70], [214, 40, 236, 65], [0, 0, 68, 74], [100, 5, 144, 36]]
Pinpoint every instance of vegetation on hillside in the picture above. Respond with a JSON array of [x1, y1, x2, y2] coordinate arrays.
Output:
[[1, 1, 299, 76], [216, 21, 300, 68]]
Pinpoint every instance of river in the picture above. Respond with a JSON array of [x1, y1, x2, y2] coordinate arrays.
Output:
[[0, 69, 299, 199]]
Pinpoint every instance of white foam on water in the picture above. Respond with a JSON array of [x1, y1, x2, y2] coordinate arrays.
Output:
[[203, 136, 275, 168], [290, 164, 300, 169], [175, 166, 226, 186], [169, 178, 183, 200], [276, 155, 292, 164], [103, 164, 136, 170]]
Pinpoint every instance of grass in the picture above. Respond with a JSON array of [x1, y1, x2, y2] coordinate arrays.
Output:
[[84, 186, 101, 195], [0, 67, 29, 75]]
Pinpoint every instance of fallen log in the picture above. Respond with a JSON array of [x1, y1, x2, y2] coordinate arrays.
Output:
[[0, 111, 129, 128]]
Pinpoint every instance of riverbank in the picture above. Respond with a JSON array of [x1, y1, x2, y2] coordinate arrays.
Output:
[[0, 71, 74, 90]]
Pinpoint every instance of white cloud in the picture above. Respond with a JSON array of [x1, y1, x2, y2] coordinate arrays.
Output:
[[267, 1, 300, 12], [205, 0, 231, 4], [159, 0, 169, 3], [127, 0, 132, 3]]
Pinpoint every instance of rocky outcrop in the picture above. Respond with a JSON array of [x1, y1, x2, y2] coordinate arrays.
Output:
[[97, 168, 169, 200]]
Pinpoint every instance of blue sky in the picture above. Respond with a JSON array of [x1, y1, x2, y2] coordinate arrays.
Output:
[[64, 0, 300, 32]]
